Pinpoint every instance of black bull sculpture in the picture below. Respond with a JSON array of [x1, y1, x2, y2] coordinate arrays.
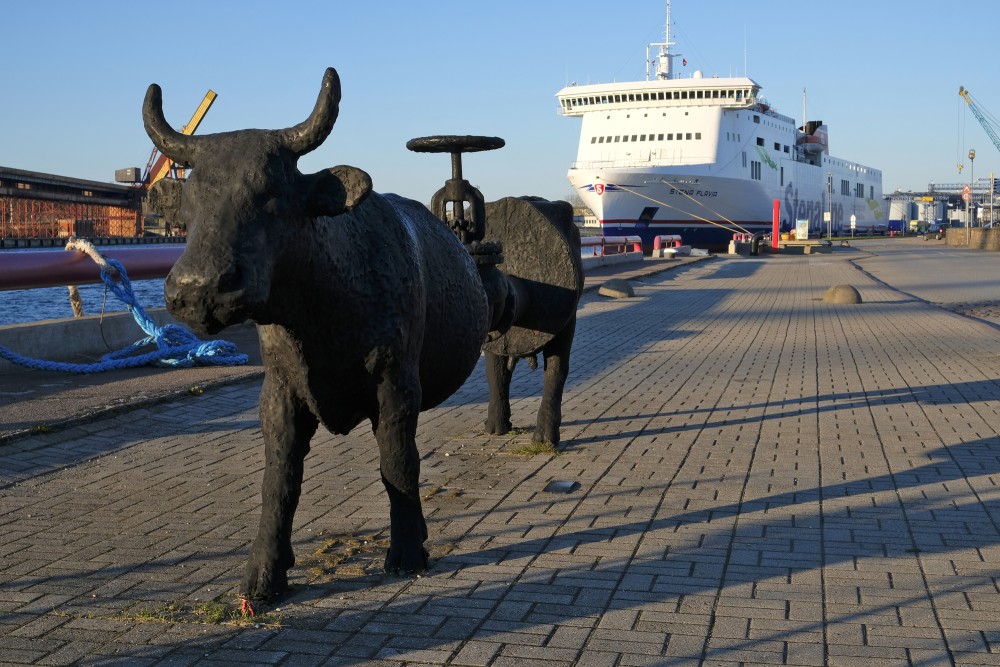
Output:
[[143, 67, 582, 600]]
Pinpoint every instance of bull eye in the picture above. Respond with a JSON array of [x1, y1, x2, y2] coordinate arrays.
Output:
[[261, 198, 286, 217]]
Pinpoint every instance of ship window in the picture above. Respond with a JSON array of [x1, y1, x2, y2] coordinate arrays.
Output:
[[695, 133, 701, 139], [686, 133, 692, 140], [607, 136, 612, 142], [742, 151, 747, 167], [713, 90, 720, 98], [598, 137, 604, 143], [841, 179, 850, 196], [870, 186, 874, 199], [658, 134, 664, 140], [622, 136, 629, 142], [696, 91, 703, 99], [781, 167, 784, 186], [756, 137, 764, 146], [614, 136, 620, 142], [753, 115, 760, 123], [667, 133, 673, 140], [658, 92, 664, 100], [591, 137, 597, 144], [614, 95, 621, 102], [774, 142, 780, 150], [784, 145, 790, 153], [640, 134, 646, 141], [631, 135, 637, 141], [681, 91, 688, 99]]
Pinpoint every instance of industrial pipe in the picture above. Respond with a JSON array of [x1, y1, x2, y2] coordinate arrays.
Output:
[[0, 246, 184, 291]]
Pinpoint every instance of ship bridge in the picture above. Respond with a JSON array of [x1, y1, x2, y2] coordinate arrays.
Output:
[[556, 76, 761, 116]]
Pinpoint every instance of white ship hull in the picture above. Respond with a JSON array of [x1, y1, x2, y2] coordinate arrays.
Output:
[[569, 160, 885, 248]]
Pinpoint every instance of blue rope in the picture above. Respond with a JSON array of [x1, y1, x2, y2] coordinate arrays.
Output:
[[0, 256, 248, 374]]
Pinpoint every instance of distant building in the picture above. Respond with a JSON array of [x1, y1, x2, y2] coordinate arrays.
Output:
[[0, 166, 142, 239]]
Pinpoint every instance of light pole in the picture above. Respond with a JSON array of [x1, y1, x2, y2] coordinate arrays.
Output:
[[969, 149, 976, 228], [827, 172, 833, 239]]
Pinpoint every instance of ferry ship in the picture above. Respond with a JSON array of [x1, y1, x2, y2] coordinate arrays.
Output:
[[556, 2, 884, 250]]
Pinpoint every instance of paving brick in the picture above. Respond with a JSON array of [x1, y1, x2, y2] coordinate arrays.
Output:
[[3, 248, 1000, 664]]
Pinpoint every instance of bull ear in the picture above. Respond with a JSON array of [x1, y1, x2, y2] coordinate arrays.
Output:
[[305, 165, 373, 217]]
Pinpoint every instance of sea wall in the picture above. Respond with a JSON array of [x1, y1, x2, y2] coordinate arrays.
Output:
[[0, 308, 179, 374], [946, 228, 1000, 251]]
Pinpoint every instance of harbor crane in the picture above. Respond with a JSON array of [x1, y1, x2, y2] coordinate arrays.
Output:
[[959, 86, 1000, 158]]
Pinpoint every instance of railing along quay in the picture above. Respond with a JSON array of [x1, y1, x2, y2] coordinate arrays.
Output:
[[0, 235, 183, 250]]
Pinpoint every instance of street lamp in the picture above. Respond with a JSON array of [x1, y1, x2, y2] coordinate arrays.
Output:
[[969, 149, 976, 228], [827, 172, 833, 239]]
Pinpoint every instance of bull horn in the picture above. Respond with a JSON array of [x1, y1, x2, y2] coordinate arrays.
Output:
[[280, 67, 341, 156], [143, 83, 198, 165]]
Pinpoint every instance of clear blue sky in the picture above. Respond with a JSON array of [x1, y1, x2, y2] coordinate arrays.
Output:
[[4, 1, 1000, 204]]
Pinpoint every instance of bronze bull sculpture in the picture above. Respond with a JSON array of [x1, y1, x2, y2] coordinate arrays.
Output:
[[143, 67, 580, 601]]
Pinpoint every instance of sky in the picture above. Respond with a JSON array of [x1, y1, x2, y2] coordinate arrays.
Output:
[[3, 0, 1000, 204]]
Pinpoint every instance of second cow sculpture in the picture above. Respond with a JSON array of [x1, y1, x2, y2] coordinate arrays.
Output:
[[143, 67, 580, 600]]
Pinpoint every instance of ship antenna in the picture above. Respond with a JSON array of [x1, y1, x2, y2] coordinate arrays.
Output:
[[646, 0, 677, 81]]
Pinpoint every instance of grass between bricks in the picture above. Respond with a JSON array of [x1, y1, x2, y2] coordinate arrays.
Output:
[[54, 597, 283, 628]]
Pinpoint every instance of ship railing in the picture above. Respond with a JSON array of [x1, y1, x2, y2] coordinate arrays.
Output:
[[581, 235, 643, 257]]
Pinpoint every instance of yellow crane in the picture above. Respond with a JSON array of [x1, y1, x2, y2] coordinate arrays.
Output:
[[142, 89, 217, 187]]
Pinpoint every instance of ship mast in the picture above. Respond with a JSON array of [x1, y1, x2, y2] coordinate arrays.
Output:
[[646, 0, 679, 81]]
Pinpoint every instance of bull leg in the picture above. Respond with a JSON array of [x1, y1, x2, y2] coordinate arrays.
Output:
[[534, 314, 576, 446], [374, 370, 428, 574], [484, 351, 516, 435], [243, 377, 318, 600]]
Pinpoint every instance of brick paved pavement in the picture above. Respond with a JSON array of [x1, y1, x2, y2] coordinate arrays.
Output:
[[2, 243, 1000, 666]]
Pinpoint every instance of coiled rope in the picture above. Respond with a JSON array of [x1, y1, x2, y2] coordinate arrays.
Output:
[[0, 239, 248, 374]]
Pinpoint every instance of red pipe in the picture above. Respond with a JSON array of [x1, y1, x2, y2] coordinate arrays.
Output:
[[0, 247, 184, 291]]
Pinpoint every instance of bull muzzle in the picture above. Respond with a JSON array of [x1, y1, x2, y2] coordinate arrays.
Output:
[[164, 264, 257, 335]]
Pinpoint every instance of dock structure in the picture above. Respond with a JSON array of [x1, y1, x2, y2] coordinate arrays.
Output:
[[2, 240, 1000, 665], [0, 165, 143, 245]]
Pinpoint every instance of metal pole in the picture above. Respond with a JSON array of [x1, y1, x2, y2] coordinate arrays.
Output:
[[826, 172, 832, 239]]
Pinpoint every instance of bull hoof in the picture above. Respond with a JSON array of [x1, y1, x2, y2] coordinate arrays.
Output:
[[383, 542, 429, 575], [242, 561, 289, 601], [484, 416, 512, 435], [532, 428, 559, 447]]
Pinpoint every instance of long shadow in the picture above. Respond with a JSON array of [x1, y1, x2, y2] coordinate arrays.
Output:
[[557, 377, 1000, 446], [6, 434, 998, 664]]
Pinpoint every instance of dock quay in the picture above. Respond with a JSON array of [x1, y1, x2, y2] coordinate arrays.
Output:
[[2, 238, 1000, 665]]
